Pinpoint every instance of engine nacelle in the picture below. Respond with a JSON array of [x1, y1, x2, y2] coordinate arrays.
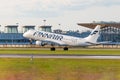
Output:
[[36, 41, 46, 46]]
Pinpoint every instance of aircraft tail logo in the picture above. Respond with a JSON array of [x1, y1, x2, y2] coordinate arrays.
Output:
[[85, 25, 101, 43]]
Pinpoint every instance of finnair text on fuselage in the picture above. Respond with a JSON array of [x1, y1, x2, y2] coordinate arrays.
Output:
[[33, 31, 63, 41]]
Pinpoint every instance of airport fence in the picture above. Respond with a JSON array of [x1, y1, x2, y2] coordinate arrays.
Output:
[[0, 44, 120, 48]]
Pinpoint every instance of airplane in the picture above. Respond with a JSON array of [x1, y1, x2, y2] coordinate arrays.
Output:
[[23, 25, 101, 50]]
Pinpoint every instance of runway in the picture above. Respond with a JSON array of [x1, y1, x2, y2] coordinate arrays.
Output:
[[1, 54, 120, 59]]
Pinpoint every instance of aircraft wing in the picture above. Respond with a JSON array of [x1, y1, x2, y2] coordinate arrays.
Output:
[[86, 41, 113, 45], [98, 41, 112, 45], [86, 42, 99, 45]]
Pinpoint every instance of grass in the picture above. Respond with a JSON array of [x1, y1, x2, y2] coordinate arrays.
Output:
[[0, 48, 120, 80], [0, 58, 120, 80], [0, 48, 119, 55]]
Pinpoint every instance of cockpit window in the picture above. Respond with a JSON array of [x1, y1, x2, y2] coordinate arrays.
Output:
[[29, 29, 34, 31], [28, 29, 35, 32]]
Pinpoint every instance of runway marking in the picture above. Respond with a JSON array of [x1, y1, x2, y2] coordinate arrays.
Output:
[[1, 54, 120, 59]]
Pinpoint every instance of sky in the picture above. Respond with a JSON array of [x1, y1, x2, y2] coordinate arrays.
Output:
[[0, 0, 120, 32]]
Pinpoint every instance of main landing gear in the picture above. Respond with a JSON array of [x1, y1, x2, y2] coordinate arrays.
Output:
[[63, 47, 68, 51], [50, 47, 68, 51]]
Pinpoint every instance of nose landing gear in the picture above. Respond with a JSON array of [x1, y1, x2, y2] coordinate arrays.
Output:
[[50, 47, 56, 51]]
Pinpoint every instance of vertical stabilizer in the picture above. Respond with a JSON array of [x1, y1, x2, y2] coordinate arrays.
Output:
[[85, 25, 101, 43]]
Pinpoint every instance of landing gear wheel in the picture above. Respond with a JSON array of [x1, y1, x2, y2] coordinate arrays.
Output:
[[63, 47, 68, 51], [50, 47, 56, 51]]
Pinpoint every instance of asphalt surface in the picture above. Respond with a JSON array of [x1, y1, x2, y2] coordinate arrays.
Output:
[[1, 54, 120, 59]]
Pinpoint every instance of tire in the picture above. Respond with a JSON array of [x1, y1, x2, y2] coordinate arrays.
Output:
[[63, 47, 68, 51], [50, 47, 56, 51]]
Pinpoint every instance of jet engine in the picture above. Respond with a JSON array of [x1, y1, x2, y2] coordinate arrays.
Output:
[[36, 41, 46, 46]]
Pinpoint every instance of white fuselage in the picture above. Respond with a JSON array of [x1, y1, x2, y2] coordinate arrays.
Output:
[[23, 25, 101, 46], [23, 30, 90, 46]]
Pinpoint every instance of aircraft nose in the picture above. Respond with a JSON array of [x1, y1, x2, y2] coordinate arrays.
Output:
[[23, 32, 28, 38]]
